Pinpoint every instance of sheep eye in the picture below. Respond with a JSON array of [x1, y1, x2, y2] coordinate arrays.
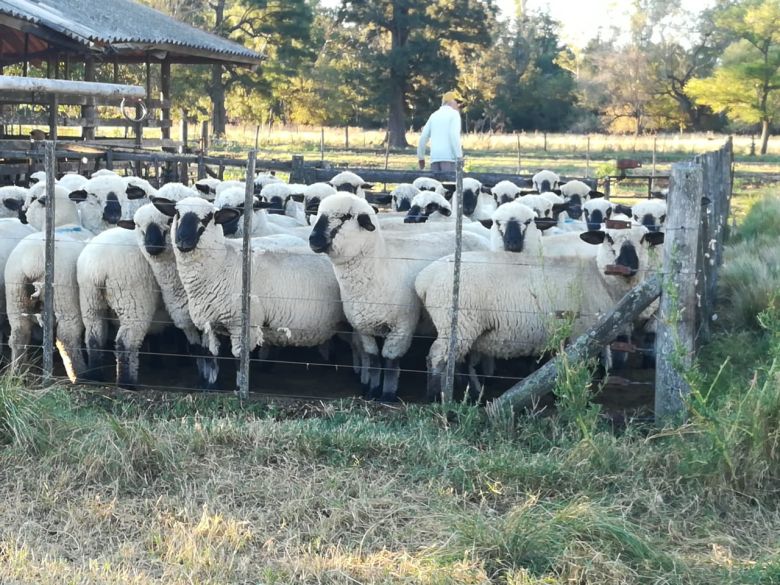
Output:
[[633, 215, 639, 221], [606, 235, 615, 244], [524, 219, 532, 226]]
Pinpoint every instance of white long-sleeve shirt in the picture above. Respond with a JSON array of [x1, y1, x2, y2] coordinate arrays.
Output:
[[417, 105, 463, 163]]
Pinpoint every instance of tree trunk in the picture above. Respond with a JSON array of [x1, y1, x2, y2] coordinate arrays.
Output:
[[210, 65, 227, 137], [760, 118, 770, 155], [387, 82, 409, 148]]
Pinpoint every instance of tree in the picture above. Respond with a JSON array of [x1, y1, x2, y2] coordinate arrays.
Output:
[[337, 0, 498, 147], [687, 0, 780, 154]]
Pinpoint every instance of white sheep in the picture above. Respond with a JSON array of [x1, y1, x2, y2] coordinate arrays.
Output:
[[259, 183, 307, 227], [390, 183, 420, 212], [69, 174, 145, 232], [194, 177, 221, 199], [397, 191, 492, 242], [308, 193, 489, 402], [558, 179, 606, 222], [583, 199, 615, 231], [532, 170, 560, 193], [76, 226, 163, 388], [152, 196, 344, 390], [214, 187, 310, 239], [491, 180, 523, 205], [0, 186, 29, 220], [28, 171, 46, 185], [415, 220, 664, 396], [451, 177, 497, 222], [215, 180, 245, 196], [412, 177, 446, 195], [91, 169, 120, 178], [631, 199, 667, 232], [329, 171, 373, 198], [303, 182, 338, 220], [57, 173, 88, 192]]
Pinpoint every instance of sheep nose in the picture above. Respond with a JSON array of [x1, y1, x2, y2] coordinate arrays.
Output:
[[396, 199, 411, 212], [308, 215, 330, 253], [144, 223, 167, 256], [502, 220, 525, 253], [103, 194, 122, 224]]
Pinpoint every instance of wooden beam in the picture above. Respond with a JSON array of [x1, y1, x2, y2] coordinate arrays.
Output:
[[655, 162, 703, 425], [487, 275, 662, 415], [82, 57, 96, 140], [160, 60, 171, 141], [0, 75, 145, 99]]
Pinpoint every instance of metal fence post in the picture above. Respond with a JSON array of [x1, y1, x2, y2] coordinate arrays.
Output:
[[443, 158, 465, 403], [238, 150, 256, 400], [42, 140, 56, 384]]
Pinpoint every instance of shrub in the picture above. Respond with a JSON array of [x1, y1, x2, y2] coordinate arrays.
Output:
[[735, 195, 780, 243]]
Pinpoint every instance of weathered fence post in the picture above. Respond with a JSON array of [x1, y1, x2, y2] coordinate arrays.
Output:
[[238, 150, 257, 400], [345, 125, 349, 149], [290, 154, 305, 184], [655, 162, 703, 425], [320, 127, 325, 163], [443, 158, 465, 403], [201, 120, 209, 153], [586, 135, 591, 178], [42, 141, 56, 384], [515, 132, 521, 174]]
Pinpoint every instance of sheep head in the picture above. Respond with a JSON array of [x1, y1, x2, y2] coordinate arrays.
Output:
[[490, 200, 549, 253], [154, 196, 237, 253], [309, 193, 377, 257], [580, 218, 664, 283], [404, 191, 452, 223], [69, 175, 137, 233], [583, 199, 614, 231]]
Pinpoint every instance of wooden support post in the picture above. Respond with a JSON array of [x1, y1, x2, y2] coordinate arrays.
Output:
[[160, 60, 171, 141], [201, 120, 209, 153], [516, 132, 521, 174], [197, 153, 206, 180], [487, 275, 662, 415], [238, 149, 257, 400], [180, 109, 189, 150], [22, 34, 29, 77], [345, 125, 349, 149], [106, 148, 114, 171], [543, 132, 547, 152], [42, 141, 56, 384], [82, 58, 96, 141], [443, 158, 466, 403], [290, 154, 305, 184], [655, 162, 703, 425], [320, 127, 325, 163], [48, 94, 58, 141]]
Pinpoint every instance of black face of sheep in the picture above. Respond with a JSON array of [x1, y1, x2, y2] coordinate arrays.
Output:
[[103, 192, 122, 224], [615, 241, 640, 276], [404, 205, 427, 223], [266, 196, 286, 215], [309, 212, 375, 254], [585, 208, 604, 231], [637, 213, 665, 232], [335, 183, 357, 194], [3, 197, 26, 223], [144, 222, 167, 256], [499, 194, 516, 205], [395, 197, 411, 212], [565, 194, 583, 219], [305, 197, 321, 215], [501, 219, 527, 253], [176, 211, 212, 251], [461, 188, 478, 216]]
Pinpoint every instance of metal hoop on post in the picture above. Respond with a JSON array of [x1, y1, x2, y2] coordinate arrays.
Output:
[[120, 97, 148, 123]]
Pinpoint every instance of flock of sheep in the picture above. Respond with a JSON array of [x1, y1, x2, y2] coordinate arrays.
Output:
[[0, 166, 668, 401]]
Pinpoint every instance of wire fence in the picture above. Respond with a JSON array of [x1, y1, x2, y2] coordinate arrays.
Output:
[[0, 138, 732, 414]]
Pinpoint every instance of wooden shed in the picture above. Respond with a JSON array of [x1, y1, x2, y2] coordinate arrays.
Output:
[[0, 0, 262, 148]]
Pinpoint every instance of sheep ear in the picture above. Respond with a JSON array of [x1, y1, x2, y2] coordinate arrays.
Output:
[[253, 199, 272, 210], [3, 198, 21, 211], [659, 214, 666, 224], [551, 189, 562, 196], [126, 185, 147, 200], [357, 213, 375, 231], [479, 219, 493, 229], [361, 183, 374, 190], [552, 202, 569, 214], [438, 205, 451, 217], [152, 197, 177, 217], [371, 205, 380, 214], [441, 182, 457, 194], [69, 189, 88, 203], [37, 196, 47, 206], [535, 217, 557, 231], [642, 231, 665, 246], [195, 183, 211, 195], [215, 208, 241, 225], [605, 207, 613, 218], [580, 230, 606, 245], [253, 184, 263, 195], [613, 203, 633, 216], [589, 190, 606, 199], [117, 219, 135, 230], [701, 196, 711, 207], [480, 185, 492, 194]]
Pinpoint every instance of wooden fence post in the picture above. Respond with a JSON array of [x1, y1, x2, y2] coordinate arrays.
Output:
[[238, 150, 257, 400], [290, 154, 305, 184], [42, 141, 56, 384], [655, 162, 703, 425]]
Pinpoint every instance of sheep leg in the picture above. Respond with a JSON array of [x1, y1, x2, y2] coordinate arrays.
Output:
[[55, 317, 87, 383], [466, 354, 483, 403], [190, 343, 220, 391], [379, 358, 401, 402], [358, 334, 382, 399], [83, 316, 109, 383], [7, 317, 33, 375], [115, 324, 146, 390]]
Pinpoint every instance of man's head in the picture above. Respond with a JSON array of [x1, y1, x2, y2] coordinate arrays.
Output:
[[442, 90, 463, 108]]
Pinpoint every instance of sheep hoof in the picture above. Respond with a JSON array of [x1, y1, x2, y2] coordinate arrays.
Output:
[[366, 385, 382, 400], [377, 393, 399, 404]]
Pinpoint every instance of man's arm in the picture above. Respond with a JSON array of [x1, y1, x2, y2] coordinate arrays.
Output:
[[417, 118, 432, 168]]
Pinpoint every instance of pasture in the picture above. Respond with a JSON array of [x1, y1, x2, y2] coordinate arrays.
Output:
[[0, 128, 778, 584]]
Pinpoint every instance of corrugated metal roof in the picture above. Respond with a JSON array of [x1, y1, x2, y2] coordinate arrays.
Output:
[[0, 0, 262, 63]]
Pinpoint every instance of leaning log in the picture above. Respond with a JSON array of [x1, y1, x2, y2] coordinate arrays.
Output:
[[486, 275, 661, 417]]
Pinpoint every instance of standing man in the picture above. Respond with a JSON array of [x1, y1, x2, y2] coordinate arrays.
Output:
[[417, 90, 463, 172]]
